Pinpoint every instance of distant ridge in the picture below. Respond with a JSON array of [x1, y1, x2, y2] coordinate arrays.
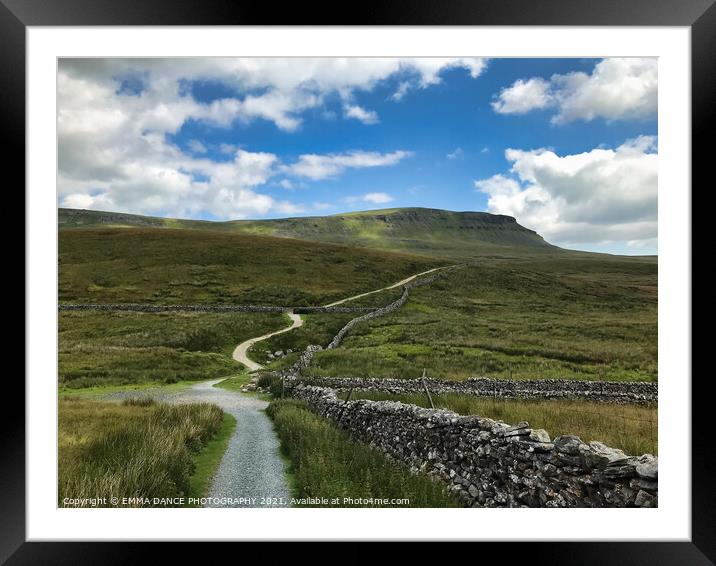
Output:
[[58, 207, 558, 258]]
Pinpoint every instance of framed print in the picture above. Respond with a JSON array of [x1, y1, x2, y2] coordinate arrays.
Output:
[[10, 0, 707, 560]]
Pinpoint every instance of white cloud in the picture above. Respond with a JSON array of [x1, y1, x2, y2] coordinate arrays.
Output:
[[344, 104, 379, 124], [278, 179, 295, 190], [474, 136, 657, 248], [390, 81, 412, 101], [58, 57, 486, 219], [491, 58, 657, 124], [551, 58, 657, 124], [390, 58, 488, 101], [219, 143, 240, 154], [61, 57, 487, 132], [57, 59, 440, 219], [492, 78, 553, 115], [446, 147, 464, 160], [187, 139, 208, 154], [363, 192, 393, 204], [286, 150, 412, 180]]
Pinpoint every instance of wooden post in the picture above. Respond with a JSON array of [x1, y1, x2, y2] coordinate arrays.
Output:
[[421, 368, 435, 409], [336, 387, 354, 422]]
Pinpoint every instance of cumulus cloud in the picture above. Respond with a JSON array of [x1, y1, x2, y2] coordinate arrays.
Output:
[[58, 58, 447, 219], [187, 139, 208, 154], [390, 58, 488, 101], [285, 150, 412, 180], [344, 104, 380, 124], [474, 136, 657, 248], [363, 192, 394, 204], [492, 78, 553, 115], [491, 58, 657, 124]]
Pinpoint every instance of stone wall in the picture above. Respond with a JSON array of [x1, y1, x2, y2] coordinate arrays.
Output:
[[326, 270, 450, 350], [59, 303, 291, 313], [59, 303, 379, 314], [289, 383, 658, 508], [303, 376, 657, 405], [293, 306, 376, 314], [278, 266, 657, 508]]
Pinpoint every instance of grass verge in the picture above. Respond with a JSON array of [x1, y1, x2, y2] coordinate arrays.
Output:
[[266, 398, 459, 507], [354, 391, 657, 456], [59, 397, 224, 507], [185, 412, 237, 505]]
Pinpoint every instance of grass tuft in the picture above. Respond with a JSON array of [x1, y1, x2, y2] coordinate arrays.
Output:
[[59, 398, 224, 506]]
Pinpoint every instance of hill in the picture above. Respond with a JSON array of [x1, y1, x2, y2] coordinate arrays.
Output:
[[59, 207, 557, 258], [58, 227, 442, 306]]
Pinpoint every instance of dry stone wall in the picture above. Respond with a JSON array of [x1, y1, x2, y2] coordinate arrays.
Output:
[[278, 266, 657, 508], [59, 303, 378, 314], [290, 383, 658, 508], [326, 270, 449, 350], [304, 377, 657, 405], [59, 303, 290, 313]]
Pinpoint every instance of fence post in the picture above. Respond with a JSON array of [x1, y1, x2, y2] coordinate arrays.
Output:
[[336, 386, 354, 423], [421, 368, 435, 409]]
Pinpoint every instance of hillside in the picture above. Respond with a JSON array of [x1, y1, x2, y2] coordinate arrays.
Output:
[[59, 207, 557, 258], [58, 227, 442, 306]]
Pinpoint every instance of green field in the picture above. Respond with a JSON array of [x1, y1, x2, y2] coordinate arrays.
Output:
[[59, 226, 442, 306], [267, 399, 459, 507], [58, 310, 287, 388], [59, 397, 226, 507], [305, 258, 657, 382], [353, 391, 657, 456]]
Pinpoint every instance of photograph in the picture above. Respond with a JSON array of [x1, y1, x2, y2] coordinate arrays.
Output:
[[56, 55, 659, 510]]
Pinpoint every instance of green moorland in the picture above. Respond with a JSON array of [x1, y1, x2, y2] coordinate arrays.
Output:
[[59, 226, 442, 306], [58, 310, 288, 388], [267, 399, 459, 507], [305, 257, 657, 382], [59, 206, 554, 259], [58, 397, 230, 507], [354, 392, 657, 456]]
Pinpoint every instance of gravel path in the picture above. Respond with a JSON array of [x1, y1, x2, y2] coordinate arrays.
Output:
[[95, 267, 450, 508], [322, 266, 447, 307], [232, 311, 304, 371], [103, 379, 292, 508]]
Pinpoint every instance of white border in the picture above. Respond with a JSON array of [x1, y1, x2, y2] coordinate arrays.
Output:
[[27, 26, 691, 541]]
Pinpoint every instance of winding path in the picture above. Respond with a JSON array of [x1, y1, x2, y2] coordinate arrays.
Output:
[[323, 266, 446, 307], [231, 266, 446, 371], [232, 311, 304, 371]]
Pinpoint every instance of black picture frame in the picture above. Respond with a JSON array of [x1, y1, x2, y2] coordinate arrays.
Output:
[[9, 0, 706, 560]]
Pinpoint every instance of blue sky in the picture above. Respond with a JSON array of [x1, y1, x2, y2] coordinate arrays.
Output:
[[58, 58, 658, 254]]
